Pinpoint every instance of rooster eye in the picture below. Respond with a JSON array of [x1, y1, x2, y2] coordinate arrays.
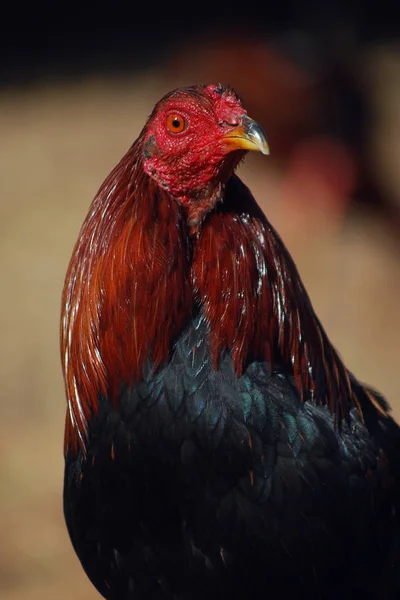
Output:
[[166, 114, 186, 133]]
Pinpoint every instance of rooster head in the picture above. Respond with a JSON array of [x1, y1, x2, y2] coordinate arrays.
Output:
[[141, 83, 269, 205]]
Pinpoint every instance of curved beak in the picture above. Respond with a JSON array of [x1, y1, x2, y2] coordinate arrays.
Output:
[[222, 115, 270, 155]]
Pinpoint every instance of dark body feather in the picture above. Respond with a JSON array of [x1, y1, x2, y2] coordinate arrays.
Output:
[[62, 107, 400, 600], [65, 312, 400, 600]]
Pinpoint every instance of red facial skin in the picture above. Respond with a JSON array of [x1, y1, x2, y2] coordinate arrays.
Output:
[[142, 85, 247, 203]]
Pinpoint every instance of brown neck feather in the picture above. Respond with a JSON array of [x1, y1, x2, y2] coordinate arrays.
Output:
[[61, 144, 192, 455], [192, 175, 366, 421]]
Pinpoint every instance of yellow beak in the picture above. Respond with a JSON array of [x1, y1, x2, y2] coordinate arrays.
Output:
[[222, 115, 270, 155]]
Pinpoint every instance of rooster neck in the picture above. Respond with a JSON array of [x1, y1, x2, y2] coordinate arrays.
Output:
[[61, 146, 192, 455], [62, 157, 370, 456], [193, 175, 362, 423]]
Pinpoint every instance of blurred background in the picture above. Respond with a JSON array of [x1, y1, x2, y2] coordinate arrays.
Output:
[[0, 3, 399, 599]]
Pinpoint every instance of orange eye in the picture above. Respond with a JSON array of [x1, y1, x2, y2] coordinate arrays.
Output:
[[166, 114, 186, 133]]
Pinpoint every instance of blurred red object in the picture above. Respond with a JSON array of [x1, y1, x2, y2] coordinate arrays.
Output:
[[281, 136, 358, 231]]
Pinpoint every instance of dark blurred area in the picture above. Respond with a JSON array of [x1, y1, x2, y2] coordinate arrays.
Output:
[[0, 4, 399, 600], [1, 1, 398, 81]]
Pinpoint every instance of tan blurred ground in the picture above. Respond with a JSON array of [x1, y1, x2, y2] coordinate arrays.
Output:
[[0, 47, 399, 600]]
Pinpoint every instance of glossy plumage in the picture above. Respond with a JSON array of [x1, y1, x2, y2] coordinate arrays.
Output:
[[61, 84, 400, 600]]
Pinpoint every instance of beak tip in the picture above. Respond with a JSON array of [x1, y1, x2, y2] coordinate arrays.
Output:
[[221, 116, 270, 156], [246, 119, 270, 156]]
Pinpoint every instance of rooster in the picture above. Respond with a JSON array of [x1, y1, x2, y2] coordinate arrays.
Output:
[[61, 84, 400, 600]]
